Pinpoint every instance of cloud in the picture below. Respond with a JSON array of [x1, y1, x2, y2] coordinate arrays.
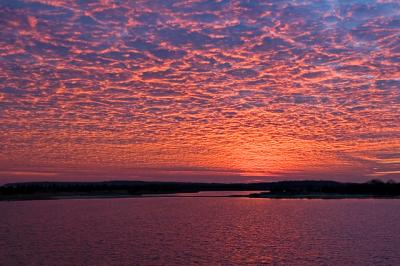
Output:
[[253, 37, 294, 52], [0, 0, 399, 182]]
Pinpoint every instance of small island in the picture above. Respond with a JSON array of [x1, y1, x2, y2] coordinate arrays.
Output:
[[1, 179, 399, 201]]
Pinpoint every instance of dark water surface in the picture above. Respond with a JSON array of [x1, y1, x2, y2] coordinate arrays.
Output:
[[1, 198, 400, 265]]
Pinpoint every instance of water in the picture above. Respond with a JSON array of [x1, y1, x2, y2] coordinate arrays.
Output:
[[145, 191, 265, 197], [1, 198, 400, 265]]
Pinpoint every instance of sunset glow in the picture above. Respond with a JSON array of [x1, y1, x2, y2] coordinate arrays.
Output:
[[0, 0, 399, 183]]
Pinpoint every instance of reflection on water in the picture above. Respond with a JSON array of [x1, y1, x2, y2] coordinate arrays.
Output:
[[1, 198, 400, 265], [145, 190, 265, 197]]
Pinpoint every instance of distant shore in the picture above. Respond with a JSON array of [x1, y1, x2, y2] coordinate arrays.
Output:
[[248, 192, 400, 199], [0, 192, 246, 201], [1, 180, 400, 201], [2, 193, 400, 201]]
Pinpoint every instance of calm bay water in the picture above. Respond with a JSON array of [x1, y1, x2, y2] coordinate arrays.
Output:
[[1, 197, 400, 265]]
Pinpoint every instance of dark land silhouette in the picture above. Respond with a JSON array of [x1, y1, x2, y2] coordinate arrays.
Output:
[[1, 179, 400, 201]]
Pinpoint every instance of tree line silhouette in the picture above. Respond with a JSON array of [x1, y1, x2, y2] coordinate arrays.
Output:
[[0, 179, 399, 200]]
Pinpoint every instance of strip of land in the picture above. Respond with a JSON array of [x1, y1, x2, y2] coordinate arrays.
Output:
[[1, 180, 399, 201], [247, 192, 400, 199]]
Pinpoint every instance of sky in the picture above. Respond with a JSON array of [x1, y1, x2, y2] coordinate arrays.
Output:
[[0, 0, 399, 184]]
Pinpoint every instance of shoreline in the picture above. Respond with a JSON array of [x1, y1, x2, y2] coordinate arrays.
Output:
[[2, 180, 400, 201], [248, 193, 400, 199], [2, 192, 400, 201]]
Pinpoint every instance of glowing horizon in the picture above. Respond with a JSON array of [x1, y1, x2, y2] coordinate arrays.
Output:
[[0, 0, 399, 183]]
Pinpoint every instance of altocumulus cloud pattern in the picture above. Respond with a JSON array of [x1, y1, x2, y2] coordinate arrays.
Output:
[[0, 0, 399, 183]]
